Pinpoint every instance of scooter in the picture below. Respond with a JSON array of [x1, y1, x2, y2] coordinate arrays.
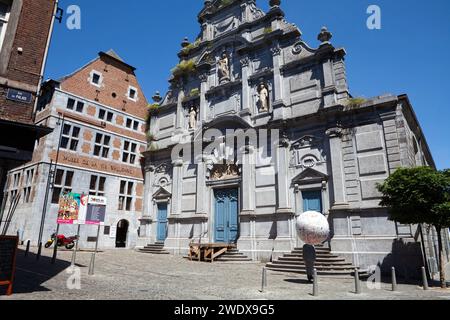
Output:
[[45, 233, 78, 250]]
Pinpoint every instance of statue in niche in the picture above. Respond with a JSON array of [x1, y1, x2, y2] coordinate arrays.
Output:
[[189, 107, 197, 130], [257, 82, 269, 113], [217, 52, 230, 83]]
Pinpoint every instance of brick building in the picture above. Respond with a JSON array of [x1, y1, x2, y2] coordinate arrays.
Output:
[[4, 50, 149, 249], [0, 0, 57, 209]]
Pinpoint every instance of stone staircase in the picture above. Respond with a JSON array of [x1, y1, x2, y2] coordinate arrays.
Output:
[[266, 245, 358, 276], [214, 248, 253, 263], [139, 242, 170, 255]]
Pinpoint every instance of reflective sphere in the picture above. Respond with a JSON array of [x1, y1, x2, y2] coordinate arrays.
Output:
[[296, 211, 330, 245]]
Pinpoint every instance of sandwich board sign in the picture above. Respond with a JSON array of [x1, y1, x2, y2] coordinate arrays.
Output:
[[0, 236, 19, 296]]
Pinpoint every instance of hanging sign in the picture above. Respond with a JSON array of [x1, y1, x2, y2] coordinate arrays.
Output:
[[77, 196, 107, 226], [57, 193, 83, 225]]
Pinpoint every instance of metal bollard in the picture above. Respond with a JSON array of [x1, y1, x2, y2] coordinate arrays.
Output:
[[421, 267, 429, 290], [25, 240, 30, 257], [354, 268, 361, 294], [392, 267, 398, 292], [88, 253, 96, 276], [313, 269, 319, 297], [261, 267, 267, 292], [36, 242, 42, 261]]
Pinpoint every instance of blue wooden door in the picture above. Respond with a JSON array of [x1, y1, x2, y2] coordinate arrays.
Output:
[[302, 190, 323, 213], [214, 189, 239, 243], [157, 203, 168, 242]]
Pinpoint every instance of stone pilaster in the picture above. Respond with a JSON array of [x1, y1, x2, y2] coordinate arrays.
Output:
[[171, 159, 184, 215], [175, 90, 185, 130], [199, 74, 209, 124], [241, 146, 255, 214], [240, 56, 250, 111], [326, 127, 349, 209], [143, 165, 155, 218], [276, 133, 292, 213], [196, 156, 208, 215]]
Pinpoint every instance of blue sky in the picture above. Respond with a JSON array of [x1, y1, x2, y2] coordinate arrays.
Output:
[[45, 0, 450, 169]]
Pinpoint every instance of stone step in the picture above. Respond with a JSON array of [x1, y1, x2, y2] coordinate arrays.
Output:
[[215, 257, 253, 262], [139, 248, 170, 254], [272, 260, 353, 267], [267, 263, 355, 271], [278, 256, 346, 263], [284, 253, 341, 259], [293, 248, 331, 252], [144, 246, 165, 250], [266, 267, 355, 276]]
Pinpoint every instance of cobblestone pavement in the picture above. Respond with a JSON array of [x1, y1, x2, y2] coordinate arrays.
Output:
[[1, 247, 449, 300]]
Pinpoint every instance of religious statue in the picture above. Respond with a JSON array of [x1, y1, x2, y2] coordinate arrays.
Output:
[[217, 52, 230, 83], [189, 107, 197, 130], [258, 83, 269, 113]]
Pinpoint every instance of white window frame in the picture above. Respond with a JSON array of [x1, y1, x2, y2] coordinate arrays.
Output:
[[127, 86, 138, 102], [0, 0, 11, 54], [93, 133, 111, 159], [60, 124, 81, 152], [122, 140, 138, 165], [89, 175, 106, 197], [118, 180, 134, 211], [23, 168, 34, 203], [90, 70, 103, 87]]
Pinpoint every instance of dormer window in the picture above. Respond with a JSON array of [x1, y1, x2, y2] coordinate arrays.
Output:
[[127, 86, 138, 101], [90, 70, 103, 87]]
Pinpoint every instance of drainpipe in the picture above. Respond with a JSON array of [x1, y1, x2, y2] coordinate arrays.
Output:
[[32, 0, 59, 120]]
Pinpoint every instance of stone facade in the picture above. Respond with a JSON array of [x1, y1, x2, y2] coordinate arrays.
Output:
[[141, 0, 446, 276], [4, 50, 148, 249]]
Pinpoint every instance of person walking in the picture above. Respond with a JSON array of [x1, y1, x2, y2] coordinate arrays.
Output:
[[303, 244, 317, 282]]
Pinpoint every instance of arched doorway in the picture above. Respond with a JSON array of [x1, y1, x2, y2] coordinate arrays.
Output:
[[116, 220, 129, 248]]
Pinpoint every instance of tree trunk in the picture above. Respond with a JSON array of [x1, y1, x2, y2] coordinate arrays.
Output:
[[436, 227, 447, 289]]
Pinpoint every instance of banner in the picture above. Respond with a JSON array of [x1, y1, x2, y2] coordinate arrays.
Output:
[[57, 193, 82, 224]]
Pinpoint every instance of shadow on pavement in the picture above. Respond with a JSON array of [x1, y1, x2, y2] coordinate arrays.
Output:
[[284, 278, 312, 285], [0, 249, 72, 296]]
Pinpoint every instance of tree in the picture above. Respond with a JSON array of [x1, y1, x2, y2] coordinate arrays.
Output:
[[377, 167, 450, 289]]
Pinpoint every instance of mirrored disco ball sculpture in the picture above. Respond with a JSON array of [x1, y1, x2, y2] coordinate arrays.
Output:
[[296, 211, 330, 245]]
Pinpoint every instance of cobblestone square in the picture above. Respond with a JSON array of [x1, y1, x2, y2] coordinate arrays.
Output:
[[1, 247, 449, 300]]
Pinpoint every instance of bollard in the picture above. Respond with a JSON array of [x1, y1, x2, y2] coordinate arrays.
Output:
[[391, 267, 398, 292], [36, 242, 42, 261], [312, 269, 319, 297], [25, 240, 30, 257], [354, 268, 361, 294], [261, 267, 267, 292], [88, 253, 96, 276], [421, 267, 429, 291]]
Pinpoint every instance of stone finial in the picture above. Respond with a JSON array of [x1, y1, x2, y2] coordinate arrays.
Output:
[[318, 26, 333, 44], [152, 91, 162, 103], [269, 0, 281, 7], [181, 37, 190, 48]]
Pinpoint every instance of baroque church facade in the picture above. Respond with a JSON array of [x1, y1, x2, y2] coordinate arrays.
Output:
[[139, 0, 441, 274]]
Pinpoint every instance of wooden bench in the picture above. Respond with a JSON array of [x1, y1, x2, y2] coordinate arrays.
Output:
[[189, 243, 236, 263]]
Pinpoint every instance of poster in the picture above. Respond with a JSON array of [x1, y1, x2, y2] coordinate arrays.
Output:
[[78, 196, 107, 226], [57, 193, 82, 224]]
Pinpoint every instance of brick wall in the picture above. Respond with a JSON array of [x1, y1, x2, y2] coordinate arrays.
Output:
[[0, 0, 56, 124]]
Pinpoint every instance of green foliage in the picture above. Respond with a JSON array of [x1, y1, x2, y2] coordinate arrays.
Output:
[[218, 0, 236, 9], [189, 88, 200, 97], [171, 59, 196, 78], [182, 39, 202, 55], [148, 103, 159, 115], [264, 27, 273, 34], [377, 167, 450, 228], [147, 132, 156, 142], [346, 97, 367, 109]]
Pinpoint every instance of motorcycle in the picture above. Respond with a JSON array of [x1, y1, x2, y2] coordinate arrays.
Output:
[[45, 233, 78, 250]]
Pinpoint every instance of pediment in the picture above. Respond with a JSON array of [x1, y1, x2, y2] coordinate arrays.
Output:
[[292, 168, 328, 185], [292, 135, 323, 149], [153, 187, 171, 200]]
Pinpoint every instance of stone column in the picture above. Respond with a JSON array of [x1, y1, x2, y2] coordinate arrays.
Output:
[[271, 43, 283, 103], [171, 159, 184, 215], [199, 74, 209, 124], [196, 156, 208, 215], [276, 133, 292, 213], [240, 56, 250, 111], [326, 127, 348, 209], [241, 147, 255, 214], [175, 89, 185, 130]]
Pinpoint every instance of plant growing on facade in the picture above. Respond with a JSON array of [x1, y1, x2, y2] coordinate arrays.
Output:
[[377, 167, 450, 289], [264, 27, 273, 34], [182, 39, 202, 55], [345, 97, 366, 109], [171, 59, 197, 79], [189, 88, 200, 97]]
